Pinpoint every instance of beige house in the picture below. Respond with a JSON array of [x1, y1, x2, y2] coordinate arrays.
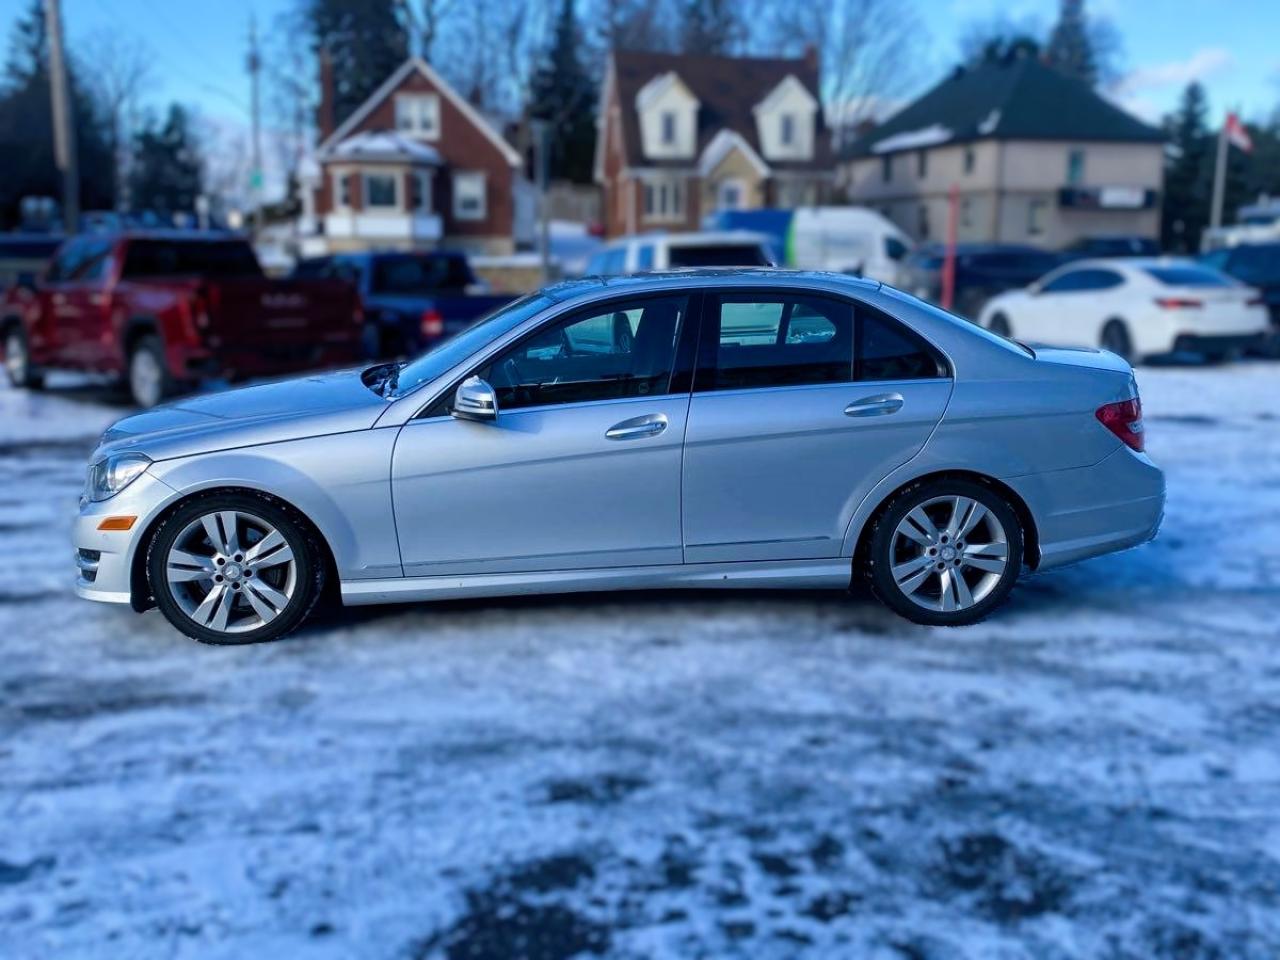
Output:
[[839, 53, 1165, 249], [595, 49, 834, 237]]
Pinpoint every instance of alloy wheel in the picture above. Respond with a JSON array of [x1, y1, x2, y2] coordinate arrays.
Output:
[[4, 330, 27, 384], [165, 510, 298, 634], [130, 347, 164, 407], [889, 495, 1010, 613]]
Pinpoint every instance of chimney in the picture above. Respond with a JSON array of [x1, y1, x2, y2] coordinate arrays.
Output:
[[317, 47, 335, 142], [802, 43, 819, 74]]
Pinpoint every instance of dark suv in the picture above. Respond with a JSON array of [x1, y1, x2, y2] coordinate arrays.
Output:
[[1201, 243, 1280, 355], [904, 244, 1061, 319]]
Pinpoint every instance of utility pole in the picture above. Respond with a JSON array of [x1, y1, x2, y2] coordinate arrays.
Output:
[[44, 0, 79, 233], [1209, 120, 1228, 232], [247, 13, 263, 239]]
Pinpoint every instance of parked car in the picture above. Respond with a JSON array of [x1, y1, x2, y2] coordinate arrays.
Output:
[[1059, 235, 1160, 260], [0, 233, 61, 293], [583, 231, 771, 275], [978, 258, 1270, 363], [1200, 242, 1280, 355], [904, 244, 1061, 319], [1, 232, 364, 407], [292, 251, 513, 359], [74, 269, 1164, 643]]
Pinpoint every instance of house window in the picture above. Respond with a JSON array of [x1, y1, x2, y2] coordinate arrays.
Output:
[[333, 171, 350, 209], [961, 197, 974, 229], [780, 113, 795, 146], [1028, 198, 1047, 236], [717, 179, 744, 211], [917, 150, 927, 178], [411, 170, 432, 213], [395, 93, 441, 139], [881, 155, 892, 183], [918, 203, 930, 240], [963, 146, 975, 175], [364, 173, 398, 209], [453, 171, 486, 220], [661, 111, 676, 145], [643, 177, 685, 221], [1066, 148, 1086, 186]]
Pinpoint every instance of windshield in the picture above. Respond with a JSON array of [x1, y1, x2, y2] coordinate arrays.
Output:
[[380, 293, 554, 398], [372, 254, 473, 294]]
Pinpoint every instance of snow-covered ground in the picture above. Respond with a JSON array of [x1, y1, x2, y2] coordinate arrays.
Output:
[[2, 363, 1280, 959]]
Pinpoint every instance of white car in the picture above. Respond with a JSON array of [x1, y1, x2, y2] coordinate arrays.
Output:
[[583, 231, 771, 276], [978, 258, 1269, 362]]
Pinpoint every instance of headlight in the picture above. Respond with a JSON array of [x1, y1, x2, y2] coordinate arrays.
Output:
[[85, 453, 151, 502]]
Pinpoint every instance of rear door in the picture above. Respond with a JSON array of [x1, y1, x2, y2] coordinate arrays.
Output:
[[681, 289, 953, 563]]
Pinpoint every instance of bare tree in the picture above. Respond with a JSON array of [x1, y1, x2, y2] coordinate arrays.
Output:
[[266, 9, 315, 203], [81, 34, 152, 213], [431, 0, 550, 116]]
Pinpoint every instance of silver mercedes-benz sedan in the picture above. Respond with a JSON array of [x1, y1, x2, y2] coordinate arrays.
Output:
[[74, 270, 1164, 643]]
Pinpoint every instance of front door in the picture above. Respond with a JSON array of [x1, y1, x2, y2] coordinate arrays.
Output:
[[391, 293, 696, 577], [682, 290, 953, 563]]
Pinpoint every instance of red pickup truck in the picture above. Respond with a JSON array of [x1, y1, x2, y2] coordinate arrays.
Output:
[[1, 232, 364, 407]]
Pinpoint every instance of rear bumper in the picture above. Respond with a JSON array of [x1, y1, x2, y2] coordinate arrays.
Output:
[[1004, 446, 1165, 571], [1170, 331, 1266, 356]]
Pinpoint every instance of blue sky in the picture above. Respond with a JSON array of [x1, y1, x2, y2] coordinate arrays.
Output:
[[1, 0, 1276, 195]]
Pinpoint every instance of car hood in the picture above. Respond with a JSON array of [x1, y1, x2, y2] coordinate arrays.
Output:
[[96, 367, 389, 462]]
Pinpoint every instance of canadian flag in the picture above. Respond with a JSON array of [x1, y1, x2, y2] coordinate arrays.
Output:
[[1225, 112, 1253, 153]]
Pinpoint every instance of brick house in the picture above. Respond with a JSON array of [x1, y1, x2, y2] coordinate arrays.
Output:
[[594, 49, 834, 237], [299, 56, 532, 255]]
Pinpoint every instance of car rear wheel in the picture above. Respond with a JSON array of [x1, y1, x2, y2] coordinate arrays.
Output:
[[1100, 319, 1133, 363], [864, 478, 1023, 626], [128, 335, 175, 408], [987, 313, 1012, 338], [4, 325, 44, 389], [147, 493, 326, 644]]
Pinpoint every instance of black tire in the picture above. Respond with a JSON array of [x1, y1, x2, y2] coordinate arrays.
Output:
[[987, 313, 1012, 338], [863, 478, 1023, 627], [128, 334, 176, 408], [146, 492, 326, 645], [3, 324, 44, 389], [1100, 319, 1134, 363]]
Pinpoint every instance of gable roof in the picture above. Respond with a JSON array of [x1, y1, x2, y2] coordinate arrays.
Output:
[[609, 49, 830, 172], [846, 54, 1164, 159], [318, 57, 521, 167]]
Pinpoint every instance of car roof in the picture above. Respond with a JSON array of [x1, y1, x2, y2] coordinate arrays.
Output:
[[541, 267, 881, 302]]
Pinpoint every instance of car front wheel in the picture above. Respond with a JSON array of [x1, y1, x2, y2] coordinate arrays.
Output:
[[147, 493, 326, 644], [864, 479, 1023, 626]]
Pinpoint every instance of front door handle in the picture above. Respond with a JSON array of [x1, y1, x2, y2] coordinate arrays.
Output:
[[606, 413, 668, 441], [844, 393, 904, 417]]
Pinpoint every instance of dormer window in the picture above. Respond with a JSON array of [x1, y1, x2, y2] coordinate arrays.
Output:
[[780, 114, 795, 146], [661, 111, 676, 145], [753, 75, 818, 162], [395, 93, 440, 140]]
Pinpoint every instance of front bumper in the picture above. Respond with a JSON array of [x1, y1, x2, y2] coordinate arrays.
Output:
[[1004, 446, 1165, 571], [73, 471, 177, 605]]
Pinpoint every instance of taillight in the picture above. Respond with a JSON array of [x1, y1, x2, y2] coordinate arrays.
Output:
[[1096, 397, 1144, 452], [1154, 297, 1202, 309], [420, 308, 444, 339]]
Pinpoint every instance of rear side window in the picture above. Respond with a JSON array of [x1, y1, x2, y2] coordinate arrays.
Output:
[[667, 244, 769, 268], [1041, 268, 1124, 293], [372, 254, 473, 294], [1143, 265, 1235, 287], [695, 293, 947, 392], [122, 240, 263, 279]]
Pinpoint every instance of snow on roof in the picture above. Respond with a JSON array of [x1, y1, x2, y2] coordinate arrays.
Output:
[[870, 123, 952, 154], [324, 130, 443, 164]]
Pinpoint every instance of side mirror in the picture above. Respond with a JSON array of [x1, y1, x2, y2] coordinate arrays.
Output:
[[451, 375, 498, 422]]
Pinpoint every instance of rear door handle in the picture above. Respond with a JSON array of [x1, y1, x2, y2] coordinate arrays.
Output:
[[844, 393, 904, 417], [606, 413, 668, 440]]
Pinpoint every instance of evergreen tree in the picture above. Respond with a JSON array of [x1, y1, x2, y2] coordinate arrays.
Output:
[[301, 0, 409, 129], [1161, 82, 1213, 253], [1044, 0, 1096, 86], [129, 104, 203, 218], [680, 0, 738, 56], [528, 0, 596, 183], [0, 0, 114, 228]]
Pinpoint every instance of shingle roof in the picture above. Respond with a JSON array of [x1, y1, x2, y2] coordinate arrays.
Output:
[[845, 54, 1164, 158], [611, 49, 831, 172]]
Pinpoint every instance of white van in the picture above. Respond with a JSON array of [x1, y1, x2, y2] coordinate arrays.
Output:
[[583, 231, 772, 276], [787, 207, 913, 286]]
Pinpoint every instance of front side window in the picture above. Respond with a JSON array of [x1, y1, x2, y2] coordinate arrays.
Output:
[[696, 293, 945, 392], [477, 295, 688, 411], [364, 173, 398, 209]]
